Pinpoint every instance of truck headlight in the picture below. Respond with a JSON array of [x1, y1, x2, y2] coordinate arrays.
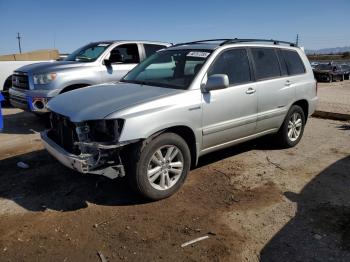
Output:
[[33, 73, 57, 85]]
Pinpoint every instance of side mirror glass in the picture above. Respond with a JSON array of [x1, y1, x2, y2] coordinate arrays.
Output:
[[202, 74, 229, 92]]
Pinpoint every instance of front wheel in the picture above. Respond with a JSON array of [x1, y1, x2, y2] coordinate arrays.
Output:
[[276, 105, 306, 148], [125, 132, 191, 200]]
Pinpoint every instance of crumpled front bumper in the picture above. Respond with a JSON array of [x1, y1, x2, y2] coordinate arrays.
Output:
[[41, 130, 90, 173]]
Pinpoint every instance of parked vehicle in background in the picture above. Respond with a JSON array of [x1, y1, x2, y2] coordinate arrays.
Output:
[[310, 61, 319, 69], [41, 39, 318, 200], [340, 64, 350, 80], [313, 63, 345, 82], [9, 40, 170, 114], [0, 61, 46, 101]]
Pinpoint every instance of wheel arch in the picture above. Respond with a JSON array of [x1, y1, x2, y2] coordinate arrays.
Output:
[[59, 83, 90, 94], [145, 125, 198, 168], [292, 99, 309, 122]]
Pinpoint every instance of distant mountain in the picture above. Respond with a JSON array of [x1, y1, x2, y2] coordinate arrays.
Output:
[[305, 46, 350, 55]]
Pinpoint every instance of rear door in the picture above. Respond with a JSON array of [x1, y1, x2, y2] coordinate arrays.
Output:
[[201, 48, 257, 150], [250, 47, 293, 133], [101, 43, 141, 82], [142, 44, 167, 60]]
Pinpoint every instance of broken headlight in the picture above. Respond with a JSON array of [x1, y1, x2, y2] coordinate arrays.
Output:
[[77, 119, 124, 143]]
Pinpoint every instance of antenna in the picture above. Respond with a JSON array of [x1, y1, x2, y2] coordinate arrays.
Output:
[[296, 34, 299, 46], [16, 32, 22, 53]]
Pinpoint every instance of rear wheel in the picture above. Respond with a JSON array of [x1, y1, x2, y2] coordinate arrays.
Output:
[[328, 75, 333, 83], [276, 105, 305, 148], [125, 132, 191, 200]]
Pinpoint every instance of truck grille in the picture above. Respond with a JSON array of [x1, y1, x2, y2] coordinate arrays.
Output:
[[49, 113, 80, 154], [12, 72, 29, 90]]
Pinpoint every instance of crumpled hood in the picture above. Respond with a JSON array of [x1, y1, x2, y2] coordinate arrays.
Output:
[[16, 61, 89, 73], [47, 82, 182, 122]]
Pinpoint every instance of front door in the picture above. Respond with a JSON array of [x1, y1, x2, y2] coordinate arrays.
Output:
[[202, 48, 258, 150], [101, 43, 141, 83]]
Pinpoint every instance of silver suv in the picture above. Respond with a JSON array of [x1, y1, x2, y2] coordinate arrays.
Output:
[[9, 40, 170, 113], [41, 39, 318, 200]]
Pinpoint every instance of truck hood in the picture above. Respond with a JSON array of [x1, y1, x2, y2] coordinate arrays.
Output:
[[47, 82, 182, 122], [15, 61, 90, 73]]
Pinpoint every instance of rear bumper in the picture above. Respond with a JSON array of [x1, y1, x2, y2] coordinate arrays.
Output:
[[309, 96, 319, 116]]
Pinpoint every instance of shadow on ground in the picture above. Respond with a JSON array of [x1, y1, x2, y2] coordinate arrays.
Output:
[[2, 110, 46, 135], [0, 135, 280, 212], [260, 155, 350, 261]]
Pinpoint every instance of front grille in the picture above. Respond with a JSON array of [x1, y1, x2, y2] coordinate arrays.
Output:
[[12, 72, 29, 90], [49, 113, 79, 154]]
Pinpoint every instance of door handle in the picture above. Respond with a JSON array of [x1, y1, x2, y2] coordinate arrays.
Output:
[[285, 80, 291, 86], [245, 87, 256, 94]]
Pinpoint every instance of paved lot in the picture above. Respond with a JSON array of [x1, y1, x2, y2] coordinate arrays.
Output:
[[0, 102, 350, 261], [317, 81, 350, 115]]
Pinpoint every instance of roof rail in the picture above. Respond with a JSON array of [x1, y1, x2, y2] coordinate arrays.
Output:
[[173, 38, 297, 47], [220, 38, 297, 47], [172, 39, 233, 47]]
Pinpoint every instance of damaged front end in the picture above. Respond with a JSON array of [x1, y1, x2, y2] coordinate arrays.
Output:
[[41, 112, 136, 179]]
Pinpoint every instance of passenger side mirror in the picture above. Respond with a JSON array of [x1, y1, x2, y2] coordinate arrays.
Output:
[[202, 74, 229, 92]]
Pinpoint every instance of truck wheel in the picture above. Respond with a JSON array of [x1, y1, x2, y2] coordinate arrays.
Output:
[[328, 75, 333, 83], [276, 105, 305, 148], [125, 132, 191, 200]]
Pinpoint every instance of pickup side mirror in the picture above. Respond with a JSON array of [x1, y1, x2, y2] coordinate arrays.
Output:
[[202, 74, 229, 92], [104, 53, 124, 66]]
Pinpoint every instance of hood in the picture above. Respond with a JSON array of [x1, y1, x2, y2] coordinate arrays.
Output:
[[16, 61, 90, 73], [47, 82, 182, 122]]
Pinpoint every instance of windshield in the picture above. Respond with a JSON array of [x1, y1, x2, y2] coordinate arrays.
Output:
[[122, 49, 212, 89], [65, 42, 111, 62], [316, 64, 332, 70]]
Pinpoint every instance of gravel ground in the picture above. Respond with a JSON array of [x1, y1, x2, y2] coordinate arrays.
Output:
[[0, 106, 349, 261], [317, 81, 350, 115]]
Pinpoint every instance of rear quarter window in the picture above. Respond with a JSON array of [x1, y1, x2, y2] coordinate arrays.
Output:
[[251, 48, 281, 80], [282, 49, 306, 75]]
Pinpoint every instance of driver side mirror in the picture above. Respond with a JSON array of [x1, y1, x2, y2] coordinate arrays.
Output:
[[104, 53, 124, 66], [202, 74, 229, 92]]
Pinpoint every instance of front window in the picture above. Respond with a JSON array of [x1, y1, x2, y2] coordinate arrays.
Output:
[[65, 42, 111, 62], [122, 49, 212, 89]]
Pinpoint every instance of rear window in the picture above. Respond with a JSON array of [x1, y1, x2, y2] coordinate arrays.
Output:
[[282, 50, 306, 75], [144, 44, 166, 57], [251, 48, 281, 80]]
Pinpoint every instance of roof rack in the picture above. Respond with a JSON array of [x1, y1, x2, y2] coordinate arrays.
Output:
[[174, 38, 297, 47], [220, 38, 297, 47]]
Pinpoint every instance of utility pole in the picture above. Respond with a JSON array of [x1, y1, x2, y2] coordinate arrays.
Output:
[[296, 34, 299, 46], [16, 32, 22, 53]]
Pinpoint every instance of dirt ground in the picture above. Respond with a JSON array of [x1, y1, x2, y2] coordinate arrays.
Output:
[[0, 106, 349, 261]]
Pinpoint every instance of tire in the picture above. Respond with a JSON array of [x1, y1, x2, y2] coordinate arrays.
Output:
[[124, 132, 191, 200], [328, 75, 333, 83], [340, 75, 344, 82], [276, 105, 306, 148]]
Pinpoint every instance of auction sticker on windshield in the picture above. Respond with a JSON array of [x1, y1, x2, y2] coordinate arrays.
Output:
[[187, 51, 210, 58]]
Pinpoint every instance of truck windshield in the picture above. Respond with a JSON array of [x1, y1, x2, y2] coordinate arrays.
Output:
[[316, 64, 332, 70], [121, 49, 212, 89], [65, 42, 111, 62]]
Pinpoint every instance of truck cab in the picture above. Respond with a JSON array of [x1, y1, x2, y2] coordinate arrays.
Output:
[[9, 40, 170, 113]]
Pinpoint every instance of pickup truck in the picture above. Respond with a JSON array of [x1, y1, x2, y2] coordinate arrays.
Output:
[[313, 63, 345, 82], [9, 40, 170, 114], [0, 61, 46, 101]]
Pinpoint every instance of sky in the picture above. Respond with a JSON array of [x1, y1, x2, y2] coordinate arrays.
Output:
[[0, 0, 349, 55]]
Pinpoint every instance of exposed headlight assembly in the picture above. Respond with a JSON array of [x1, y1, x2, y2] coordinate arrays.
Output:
[[33, 73, 57, 85], [77, 119, 124, 143]]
